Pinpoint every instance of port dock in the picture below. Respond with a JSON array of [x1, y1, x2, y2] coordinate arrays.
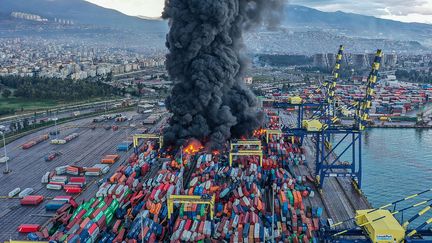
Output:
[[0, 107, 419, 241], [280, 111, 371, 229]]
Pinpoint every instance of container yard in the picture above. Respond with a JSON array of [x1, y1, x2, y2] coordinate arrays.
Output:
[[0, 110, 168, 240], [0, 107, 369, 241], [266, 80, 432, 125]]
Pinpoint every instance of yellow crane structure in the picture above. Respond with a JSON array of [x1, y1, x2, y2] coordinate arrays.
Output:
[[229, 150, 263, 167], [328, 189, 432, 241], [133, 133, 163, 153], [167, 194, 215, 219], [229, 140, 263, 166], [264, 129, 283, 143], [230, 139, 262, 151]]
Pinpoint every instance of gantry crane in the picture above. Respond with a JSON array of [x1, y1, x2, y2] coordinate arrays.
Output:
[[229, 139, 263, 167], [273, 45, 345, 144], [314, 49, 382, 188], [132, 133, 163, 154], [312, 44, 345, 126], [276, 48, 382, 189], [167, 194, 215, 219]]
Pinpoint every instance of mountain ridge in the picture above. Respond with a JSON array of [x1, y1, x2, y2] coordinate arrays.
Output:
[[0, 0, 168, 33], [283, 5, 432, 46], [0, 1, 430, 52]]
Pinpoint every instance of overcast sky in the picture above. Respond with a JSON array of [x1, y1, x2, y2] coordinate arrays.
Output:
[[86, 0, 432, 24]]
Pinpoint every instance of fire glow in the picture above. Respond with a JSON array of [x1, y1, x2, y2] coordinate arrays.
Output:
[[253, 128, 266, 137], [183, 139, 204, 155]]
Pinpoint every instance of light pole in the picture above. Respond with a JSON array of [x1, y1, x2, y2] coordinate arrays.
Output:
[[180, 145, 183, 166], [271, 183, 276, 243], [0, 125, 11, 174], [141, 211, 144, 243], [52, 117, 58, 139]]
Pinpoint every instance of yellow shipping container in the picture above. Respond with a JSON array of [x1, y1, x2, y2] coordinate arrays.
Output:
[[289, 96, 302, 105], [302, 120, 323, 132]]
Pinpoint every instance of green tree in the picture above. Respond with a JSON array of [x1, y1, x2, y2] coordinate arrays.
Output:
[[2, 89, 11, 98], [9, 122, 15, 132], [23, 118, 29, 129], [137, 83, 144, 94]]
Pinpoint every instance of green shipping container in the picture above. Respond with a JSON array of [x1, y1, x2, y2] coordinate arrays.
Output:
[[59, 234, 68, 242], [109, 199, 119, 211], [97, 200, 106, 209], [103, 207, 114, 217], [72, 207, 84, 219], [287, 190, 294, 206], [106, 212, 114, 225], [84, 208, 95, 218], [179, 205, 184, 217], [95, 211, 104, 221], [200, 204, 206, 217]]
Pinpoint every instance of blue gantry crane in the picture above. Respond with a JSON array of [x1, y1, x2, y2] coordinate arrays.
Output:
[[274, 47, 383, 189]]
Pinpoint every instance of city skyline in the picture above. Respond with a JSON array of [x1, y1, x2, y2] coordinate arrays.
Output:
[[85, 0, 432, 24]]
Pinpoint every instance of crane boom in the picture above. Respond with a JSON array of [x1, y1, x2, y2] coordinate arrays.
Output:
[[356, 49, 383, 130]]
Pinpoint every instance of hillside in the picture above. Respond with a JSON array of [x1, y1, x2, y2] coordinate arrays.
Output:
[[0, 0, 168, 33], [0, 1, 430, 53], [284, 5, 432, 46]]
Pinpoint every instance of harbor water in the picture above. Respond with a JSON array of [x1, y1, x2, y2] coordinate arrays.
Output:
[[336, 128, 432, 228]]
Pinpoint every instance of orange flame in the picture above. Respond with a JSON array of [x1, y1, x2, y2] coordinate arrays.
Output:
[[183, 139, 204, 155], [253, 128, 266, 137]]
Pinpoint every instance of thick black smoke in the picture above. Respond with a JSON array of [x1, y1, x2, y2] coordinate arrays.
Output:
[[162, 0, 286, 148]]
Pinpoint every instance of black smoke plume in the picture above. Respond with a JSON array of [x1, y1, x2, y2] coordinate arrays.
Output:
[[162, 0, 286, 148]]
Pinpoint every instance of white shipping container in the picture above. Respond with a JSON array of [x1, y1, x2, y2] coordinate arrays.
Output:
[[191, 220, 198, 232], [41, 172, 50, 184], [204, 221, 211, 236], [18, 188, 34, 197], [55, 166, 67, 175], [46, 184, 62, 190], [191, 232, 197, 242], [85, 171, 101, 176], [8, 187, 20, 197], [254, 223, 260, 239], [51, 176, 68, 183]]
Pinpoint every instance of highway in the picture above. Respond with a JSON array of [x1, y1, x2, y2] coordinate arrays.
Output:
[[0, 110, 167, 240]]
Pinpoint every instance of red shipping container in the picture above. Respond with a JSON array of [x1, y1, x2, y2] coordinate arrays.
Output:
[[65, 187, 82, 194], [20, 195, 44, 205], [70, 198, 78, 208], [96, 214, 107, 229], [88, 223, 98, 234], [64, 184, 81, 190], [70, 177, 86, 184], [17, 224, 40, 233]]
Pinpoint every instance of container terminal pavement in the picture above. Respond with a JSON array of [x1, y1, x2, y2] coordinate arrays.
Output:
[[0, 109, 431, 241], [0, 111, 166, 239]]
